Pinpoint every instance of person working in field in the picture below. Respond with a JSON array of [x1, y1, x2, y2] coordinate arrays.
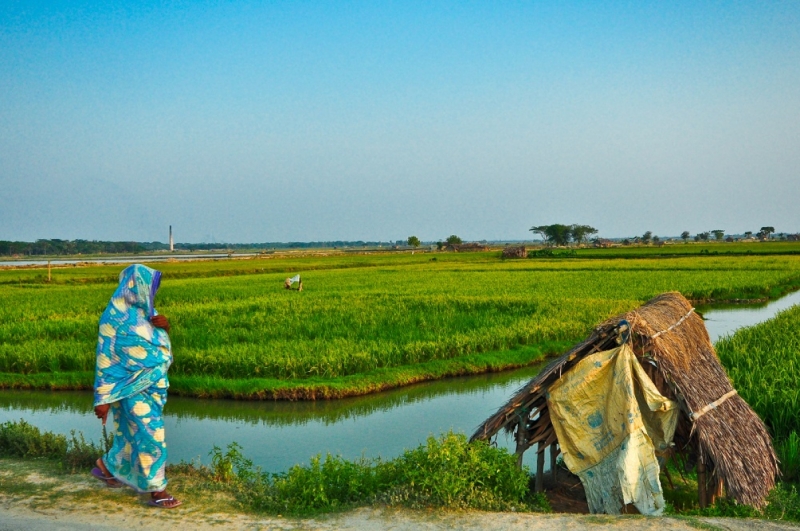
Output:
[[91, 264, 181, 509], [284, 274, 302, 291]]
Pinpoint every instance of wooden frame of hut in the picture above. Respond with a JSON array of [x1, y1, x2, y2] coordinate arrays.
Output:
[[471, 292, 778, 510]]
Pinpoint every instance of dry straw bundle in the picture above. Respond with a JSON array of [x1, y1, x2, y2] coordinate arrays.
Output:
[[472, 292, 778, 508]]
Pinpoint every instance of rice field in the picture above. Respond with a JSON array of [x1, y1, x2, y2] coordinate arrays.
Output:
[[2, 252, 800, 396], [716, 304, 800, 440]]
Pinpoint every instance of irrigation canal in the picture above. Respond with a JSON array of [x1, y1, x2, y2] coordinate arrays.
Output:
[[2, 290, 799, 473]]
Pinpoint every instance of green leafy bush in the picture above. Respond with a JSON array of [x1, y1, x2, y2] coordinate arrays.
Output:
[[0, 419, 67, 459], [0, 419, 103, 470], [212, 432, 547, 516]]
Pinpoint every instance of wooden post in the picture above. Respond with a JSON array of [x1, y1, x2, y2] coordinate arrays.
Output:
[[698, 458, 707, 509], [535, 446, 545, 492], [514, 419, 527, 468], [550, 444, 558, 482], [709, 475, 724, 505], [47, 260, 51, 282]]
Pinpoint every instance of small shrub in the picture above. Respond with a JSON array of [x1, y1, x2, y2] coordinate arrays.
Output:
[[0, 419, 67, 460], [212, 432, 544, 516], [764, 483, 800, 522], [0, 419, 103, 471]]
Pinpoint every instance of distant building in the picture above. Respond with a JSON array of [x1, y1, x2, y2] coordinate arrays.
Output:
[[446, 242, 489, 252]]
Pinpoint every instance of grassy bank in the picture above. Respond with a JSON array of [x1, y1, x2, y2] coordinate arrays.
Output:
[[0, 419, 547, 515], [3, 252, 800, 398], [2, 418, 798, 522]]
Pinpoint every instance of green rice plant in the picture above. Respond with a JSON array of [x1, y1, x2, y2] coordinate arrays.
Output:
[[2, 253, 800, 394], [776, 432, 800, 482], [717, 305, 800, 441]]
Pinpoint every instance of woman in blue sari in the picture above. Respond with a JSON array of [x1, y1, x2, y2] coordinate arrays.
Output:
[[91, 264, 181, 508]]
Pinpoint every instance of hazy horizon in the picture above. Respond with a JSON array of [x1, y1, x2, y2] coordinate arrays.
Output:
[[2, 2, 798, 243]]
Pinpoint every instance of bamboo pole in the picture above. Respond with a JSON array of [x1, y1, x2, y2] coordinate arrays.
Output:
[[709, 475, 724, 505], [535, 446, 545, 492], [698, 459, 707, 509], [48, 260, 51, 282], [514, 419, 527, 468]]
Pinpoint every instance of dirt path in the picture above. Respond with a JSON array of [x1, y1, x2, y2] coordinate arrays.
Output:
[[2, 503, 798, 531], [1, 461, 797, 531]]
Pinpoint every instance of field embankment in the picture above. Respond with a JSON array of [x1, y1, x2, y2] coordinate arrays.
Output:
[[2, 252, 800, 399]]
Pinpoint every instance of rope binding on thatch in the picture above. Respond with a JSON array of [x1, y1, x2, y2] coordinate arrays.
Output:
[[690, 389, 738, 422], [649, 307, 695, 339]]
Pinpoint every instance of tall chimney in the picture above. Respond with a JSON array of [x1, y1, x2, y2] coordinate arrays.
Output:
[[169, 225, 174, 252]]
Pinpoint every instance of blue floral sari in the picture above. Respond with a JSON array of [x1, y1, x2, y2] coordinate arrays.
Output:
[[94, 264, 172, 492]]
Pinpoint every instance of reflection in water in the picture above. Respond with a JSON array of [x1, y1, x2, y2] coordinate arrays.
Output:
[[0, 363, 545, 472], [697, 289, 800, 343], [2, 290, 798, 472]]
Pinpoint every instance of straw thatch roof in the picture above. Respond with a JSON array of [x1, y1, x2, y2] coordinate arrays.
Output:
[[471, 292, 778, 508]]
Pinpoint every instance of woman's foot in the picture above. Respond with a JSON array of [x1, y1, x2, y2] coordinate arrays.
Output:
[[149, 490, 182, 509], [91, 458, 122, 488]]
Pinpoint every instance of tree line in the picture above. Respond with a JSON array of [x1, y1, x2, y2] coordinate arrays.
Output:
[[0, 239, 405, 256], [527, 225, 786, 247]]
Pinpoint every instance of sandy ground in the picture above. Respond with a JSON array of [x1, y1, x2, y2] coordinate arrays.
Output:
[[2, 496, 799, 531]]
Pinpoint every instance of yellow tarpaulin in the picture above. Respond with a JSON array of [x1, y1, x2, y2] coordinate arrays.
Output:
[[547, 343, 678, 515]]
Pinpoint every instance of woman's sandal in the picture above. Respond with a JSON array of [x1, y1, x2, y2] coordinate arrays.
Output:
[[91, 467, 122, 488], [148, 493, 182, 509]]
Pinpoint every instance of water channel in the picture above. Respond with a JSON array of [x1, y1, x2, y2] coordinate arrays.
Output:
[[2, 290, 799, 473]]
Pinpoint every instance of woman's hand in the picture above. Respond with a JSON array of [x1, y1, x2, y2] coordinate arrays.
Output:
[[95, 403, 110, 425], [150, 314, 170, 333]]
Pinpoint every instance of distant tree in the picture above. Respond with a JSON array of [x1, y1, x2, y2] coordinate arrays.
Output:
[[698, 231, 710, 242], [652, 235, 661, 245], [744, 231, 753, 239], [759, 226, 775, 239], [641, 231, 653, 245], [436, 241, 444, 250], [446, 235, 462, 245], [547, 224, 573, 246], [681, 231, 691, 243], [570, 225, 598, 245], [529, 225, 550, 244], [622, 239, 631, 246], [711, 230, 725, 241], [694, 234, 701, 242], [407, 236, 420, 248]]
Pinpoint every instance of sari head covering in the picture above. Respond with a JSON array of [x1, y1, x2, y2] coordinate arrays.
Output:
[[93, 264, 172, 407]]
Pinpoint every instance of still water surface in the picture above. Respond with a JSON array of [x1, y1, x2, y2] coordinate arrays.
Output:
[[2, 290, 799, 472]]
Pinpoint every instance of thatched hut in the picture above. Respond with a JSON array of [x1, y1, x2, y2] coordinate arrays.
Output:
[[447, 242, 489, 252], [471, 292, 778, 513], [502, 245, 527, 258]]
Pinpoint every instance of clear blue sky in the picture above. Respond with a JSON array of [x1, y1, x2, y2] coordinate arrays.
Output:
[[2, 1, 798, 243]]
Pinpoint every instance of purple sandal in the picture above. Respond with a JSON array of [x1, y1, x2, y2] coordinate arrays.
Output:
[[91, 467, 122, 488]]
